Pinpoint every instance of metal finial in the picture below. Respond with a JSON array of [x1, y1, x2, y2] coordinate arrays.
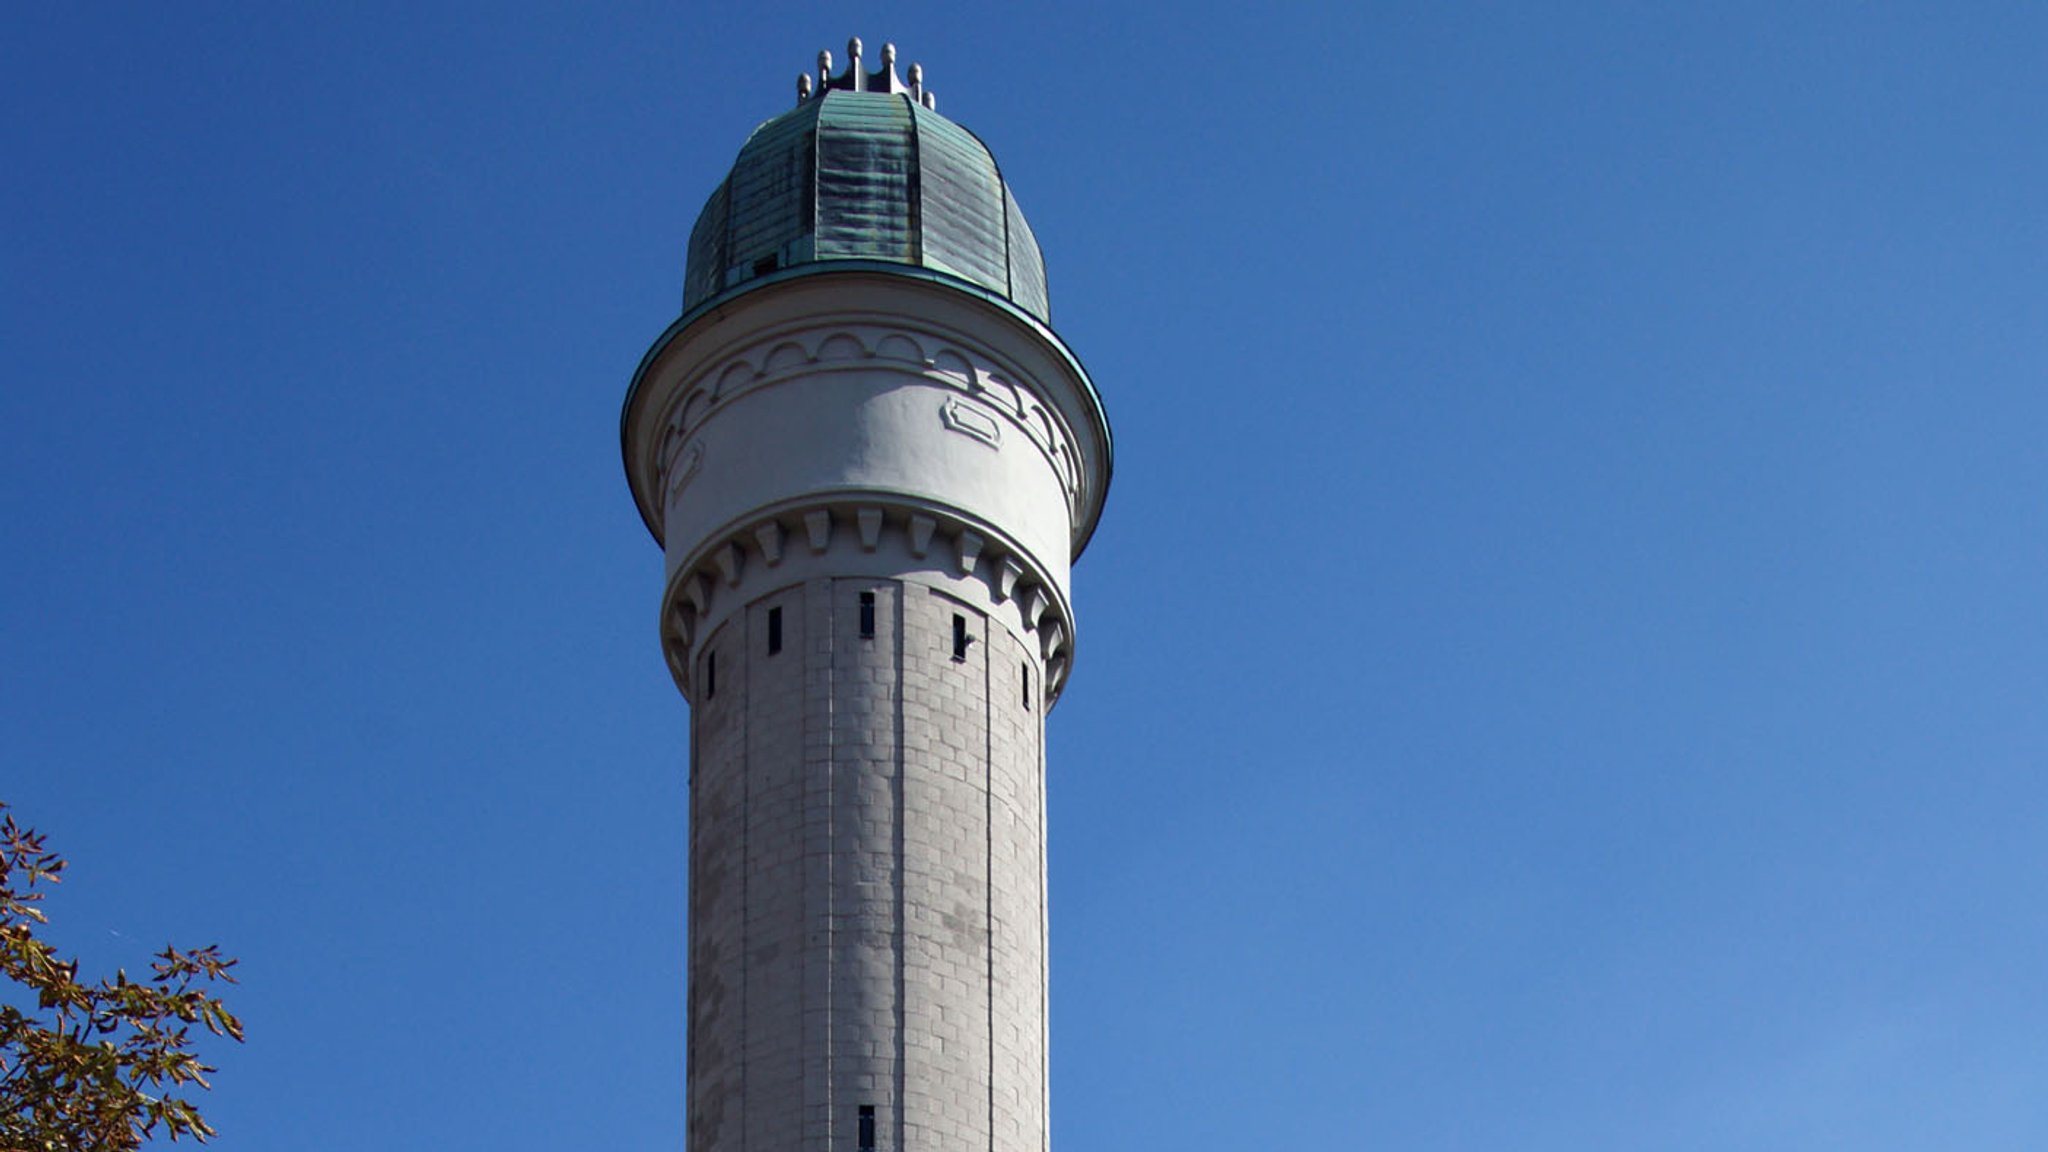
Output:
[[797, 73, 813, 102], [908, 61, 923, 104], [921, 91, 936, 111], [877, 42, 902, 93], [813, 38, 919, 96]]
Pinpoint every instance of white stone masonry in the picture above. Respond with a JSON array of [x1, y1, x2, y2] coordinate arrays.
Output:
[[625, 265, 1106, 1152]]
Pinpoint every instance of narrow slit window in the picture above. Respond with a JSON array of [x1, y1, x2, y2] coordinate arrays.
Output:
[[705, 650, 717, 699], [859, 591, 876, 638], [952, 613, 969, 661], [1022, 661, 1031, 710], [767, 606, 783, 655], [857, 1105, 876, 1152]]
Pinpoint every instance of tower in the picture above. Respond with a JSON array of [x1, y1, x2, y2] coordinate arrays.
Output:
[[620, 39, 1113, 1152]]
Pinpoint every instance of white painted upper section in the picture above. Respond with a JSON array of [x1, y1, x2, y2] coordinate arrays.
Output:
[[662, 370, 1070, 593], [623, 271, 1111, 608]]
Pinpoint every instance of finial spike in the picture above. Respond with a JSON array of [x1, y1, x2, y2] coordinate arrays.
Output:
[[797, 73, 813, 103], [811, 38, 922, 96], [877, 42, 902, 93], [922, 91, 936, 111]]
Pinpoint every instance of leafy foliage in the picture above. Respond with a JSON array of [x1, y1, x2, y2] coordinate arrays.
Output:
[[0, 803, 242, 1150]]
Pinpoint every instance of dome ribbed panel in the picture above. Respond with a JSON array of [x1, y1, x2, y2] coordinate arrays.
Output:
[[910, 104, 1008, 295], [723, 106, 819, 288], [1003, 189, 1048, 320], [815, 95, 914, 261], [679, 90, 1052, 320], [684, 179, 730, 309]]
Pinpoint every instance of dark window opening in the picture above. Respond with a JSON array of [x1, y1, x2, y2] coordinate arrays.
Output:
[[952, 613, 969, 661], [767, 606, 783, 655], [705, 650, 717, 699], [752, 254, 779, 276], [1022, 661, 1032, 710], [858, 1105, 876, 1152], [859, 591, 876, 638]]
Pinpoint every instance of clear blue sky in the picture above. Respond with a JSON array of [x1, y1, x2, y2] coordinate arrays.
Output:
[[6, 3, 2046, 1148]]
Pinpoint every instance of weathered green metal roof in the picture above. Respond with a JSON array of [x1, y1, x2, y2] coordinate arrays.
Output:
[[683, 89, 1051, 321]]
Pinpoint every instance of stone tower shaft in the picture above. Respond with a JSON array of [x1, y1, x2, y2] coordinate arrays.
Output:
[[622, 49, 1110, 1152]]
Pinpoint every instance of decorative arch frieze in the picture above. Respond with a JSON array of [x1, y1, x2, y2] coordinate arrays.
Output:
[[651, 323, 1089, 523], [658, 497, 1077, 707]]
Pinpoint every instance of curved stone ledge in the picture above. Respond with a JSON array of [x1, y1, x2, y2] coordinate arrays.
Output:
[[659, 494, 1078, 707]]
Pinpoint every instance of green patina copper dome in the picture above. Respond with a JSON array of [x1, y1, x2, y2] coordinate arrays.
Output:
[[684, 86, 1050, 321]]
